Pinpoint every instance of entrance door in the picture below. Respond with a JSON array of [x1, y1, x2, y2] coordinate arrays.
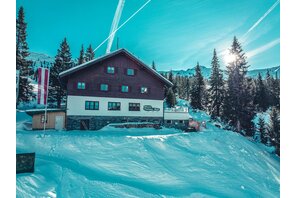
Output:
[[55, 116, 64, 130], [80, 119, 89, 130]]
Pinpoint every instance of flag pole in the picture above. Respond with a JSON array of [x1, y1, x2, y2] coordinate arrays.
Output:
[[43, 68, 50, 131]]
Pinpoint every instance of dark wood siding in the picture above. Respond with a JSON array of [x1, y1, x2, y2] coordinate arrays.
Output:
[[67, 53, 165, 100]]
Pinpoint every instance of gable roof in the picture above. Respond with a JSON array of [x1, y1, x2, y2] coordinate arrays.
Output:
[[59, 48, 173, 87]]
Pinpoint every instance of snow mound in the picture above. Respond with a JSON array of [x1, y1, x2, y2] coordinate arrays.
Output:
[[16, 126, 279, 197]]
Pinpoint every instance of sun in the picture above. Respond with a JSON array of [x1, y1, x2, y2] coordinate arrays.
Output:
[[224, 52, 237, 65]]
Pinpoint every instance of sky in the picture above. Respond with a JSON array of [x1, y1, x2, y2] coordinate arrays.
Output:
[[16, 0, 280, 70]]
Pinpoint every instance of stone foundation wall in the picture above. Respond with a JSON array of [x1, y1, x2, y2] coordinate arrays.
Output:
[[163, 120, 189, 130], [66, 116, 164, 130]]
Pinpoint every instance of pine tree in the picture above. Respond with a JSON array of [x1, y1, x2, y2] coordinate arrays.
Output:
[[168, 70, 178, 94], [152, 61, 156, 71], [190, 62, 205, 110], [185, 77, 190, 100], [254, 73, 269, 112], [166, 88, 176, 108], [78, 44, 85, 65], [208, 49, 225, 119], [222, 36, 255, 135], [265, 71, 273, 107], [257, 116, 267, 144], [272, 78, 280, 109], [168, 70, 173, 82], [85, 44, 95, 62], [268, 107, 280, 155], [264, 71, 280, 109], [48, 38, 74, 108], [16, 6, 34, 105]]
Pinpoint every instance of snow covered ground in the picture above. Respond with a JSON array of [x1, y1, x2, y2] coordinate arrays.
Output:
[[16, 111, 279, 197]]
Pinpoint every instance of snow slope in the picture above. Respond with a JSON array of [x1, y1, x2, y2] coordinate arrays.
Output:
[[16, 113, 279, 197]]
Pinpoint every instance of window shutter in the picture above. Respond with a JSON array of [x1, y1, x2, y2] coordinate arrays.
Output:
[[134, 69, 137, 76], [115, 67, 118, 74], [73, 82, 77, 89], [129, 86, 132, 93], [124, 68, 127, 75]]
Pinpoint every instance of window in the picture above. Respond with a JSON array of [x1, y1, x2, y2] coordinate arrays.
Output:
[[129, 103, 140, 111], [121, 85, 129, 93], [77, 82, 86, 89], [127, 68, 135, 76], [166, 120, 171, 124], [100, 84, 109, 91], [108, 102, 121, 111], [107, 66, 115, 74], [141, 87, 148, 94], [85, 101, 99, 110]]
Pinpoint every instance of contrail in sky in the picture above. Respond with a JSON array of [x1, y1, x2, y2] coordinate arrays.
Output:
[[242, 0, 279, 39], [106, 0, 125, 54], [246, 38, 280, 58], [94, 0, 152, 53]]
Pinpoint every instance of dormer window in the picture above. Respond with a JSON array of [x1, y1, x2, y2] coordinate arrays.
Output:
[[141, 86, 148, 94], [121, 85, 129, 93], [127, 68, 135, 76], [107, 66, 115, 74], [77, 82, 85, 89]]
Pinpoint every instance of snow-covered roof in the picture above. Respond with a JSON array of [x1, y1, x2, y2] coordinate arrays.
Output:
[[25, 108, 66, 116], [59, 48, 173, 87]]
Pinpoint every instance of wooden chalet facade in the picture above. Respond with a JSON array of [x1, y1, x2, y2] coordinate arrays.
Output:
[[59, 49, 175, 130]]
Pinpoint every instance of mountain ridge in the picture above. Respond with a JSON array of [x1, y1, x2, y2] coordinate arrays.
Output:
[[28, 52, 280, 79]]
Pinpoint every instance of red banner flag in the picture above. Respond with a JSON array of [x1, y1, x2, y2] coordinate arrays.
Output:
[[37, 68, 49, 105]]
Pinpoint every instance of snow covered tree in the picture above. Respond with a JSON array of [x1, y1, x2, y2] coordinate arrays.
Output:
[[268, 107, 280, 155], [16, 6, 34, 105], [222, 36, 255, 135], [48, 38, 74, 108], [254, 73, 269, 112], [152, 61, 156, 71], [208, 49, 225, 119], [85, 44, 95, 62], [190, 62, 206, 110], [166, 88, 176, 108], [78, 44, 85, 65]]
